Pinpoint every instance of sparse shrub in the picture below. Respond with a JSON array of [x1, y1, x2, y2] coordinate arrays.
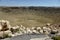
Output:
[[52, 36, 60, 40], [3, 34, 10, 38], [0, 34, 11, 39], [10, 28, 19, 34]]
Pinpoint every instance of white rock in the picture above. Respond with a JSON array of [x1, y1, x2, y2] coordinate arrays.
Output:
[[46, 23, 51, 26], [40, 30, 43, 33], [0, 25, 2, 30], [37, 27, 41, 30], [43, 27, 47, 30], [26, 28, 32, 33], [0, 31, 4, 37], [32, 30, 38, 33], [4, 30, 12, 35], [32, 27, 35, 30]]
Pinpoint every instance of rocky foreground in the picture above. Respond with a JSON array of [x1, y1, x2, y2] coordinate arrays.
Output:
[[0, 20, 60, 40], [1, 34, 52, 40]]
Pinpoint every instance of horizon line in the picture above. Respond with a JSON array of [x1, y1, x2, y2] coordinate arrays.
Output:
[[0, 5, 60, 8]]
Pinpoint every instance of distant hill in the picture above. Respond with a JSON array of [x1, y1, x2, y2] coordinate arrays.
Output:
[[0, 7, 60, 27]]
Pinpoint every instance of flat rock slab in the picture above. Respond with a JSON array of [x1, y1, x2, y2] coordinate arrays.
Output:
[[1, 34, 49, 40]]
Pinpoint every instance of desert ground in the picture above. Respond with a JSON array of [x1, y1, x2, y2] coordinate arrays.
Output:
[[0, 7, 60, 27]]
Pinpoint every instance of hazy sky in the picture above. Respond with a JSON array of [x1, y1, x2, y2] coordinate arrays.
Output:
[[0, 0, 60, 7]]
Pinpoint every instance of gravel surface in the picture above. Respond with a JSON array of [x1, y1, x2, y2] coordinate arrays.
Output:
[[1, 34, 50, 40]]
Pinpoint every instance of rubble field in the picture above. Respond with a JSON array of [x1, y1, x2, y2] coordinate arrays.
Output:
[[0, 20, 60, 40]]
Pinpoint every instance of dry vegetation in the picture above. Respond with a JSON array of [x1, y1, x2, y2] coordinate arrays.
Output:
[[0, 7, 60, 27]]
